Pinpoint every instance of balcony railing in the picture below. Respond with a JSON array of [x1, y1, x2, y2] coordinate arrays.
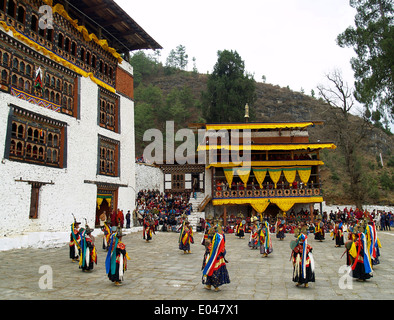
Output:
[[213, 185, 322, 199]]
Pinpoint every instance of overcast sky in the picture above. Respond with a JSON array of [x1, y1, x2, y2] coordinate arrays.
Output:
[[115, 0, 358, 104]]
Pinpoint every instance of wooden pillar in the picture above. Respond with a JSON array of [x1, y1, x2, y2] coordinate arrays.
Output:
[[309, 203, 314, 223], [223, 206, 227, 226]]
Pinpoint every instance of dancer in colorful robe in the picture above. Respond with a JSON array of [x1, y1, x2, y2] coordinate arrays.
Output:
[[69, 219, 81, 262], [259, 221, 273, 257], [143, 214, 155, 242], [179, 221, 194, 254], [202, 227, 230, 291], [105, 227, 130, 286], [248, 216, 259, 249], [345, 224, 373, 281], [79, 225, 97, 272], [235, 217, 246, 239], [101, 221, 111, 251], [290, 233, 315, 287], [201, 217, 212, 246], [314, 216, 325, 241], [275, 216, 286, 240], [365, 220, 382, 266], [332, 220, 345, 247]]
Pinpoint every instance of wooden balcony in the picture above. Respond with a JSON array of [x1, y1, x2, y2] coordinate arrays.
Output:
[[213, 185, 322, 200]]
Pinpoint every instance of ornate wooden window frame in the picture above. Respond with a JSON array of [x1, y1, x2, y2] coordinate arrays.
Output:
[[98, 86, 119, 133], [4, 104, 67, 168], [98, 134, 119, 177]]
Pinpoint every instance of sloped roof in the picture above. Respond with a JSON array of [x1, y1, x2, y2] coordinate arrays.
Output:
[[66, 0, 162, 53]]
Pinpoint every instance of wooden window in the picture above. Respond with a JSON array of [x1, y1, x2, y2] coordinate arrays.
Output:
[[57, 33, 64, 49], [2, 52, 9, 66], [64, 38, 70, 53], [17, 5, 25, 24], [7, 106, 66, 168], [46, 28, 53, 42], [71, 42, 77, 56], [7, 0, 16, 18], [98, 136, 119, 177], [1, 69, 8, 84], [31, 14, 38, 32], [98, 88, 119, 133]]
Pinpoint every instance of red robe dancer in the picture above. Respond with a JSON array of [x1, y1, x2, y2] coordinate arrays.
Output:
[[202, 228, 230, 291], [69, 220, 81, 262], [291, 234, 315, 287], [105, 228, 130, 286], [143, 215, 155, 242], [179, 221, 194, 254], [275, 218, 286, 240]]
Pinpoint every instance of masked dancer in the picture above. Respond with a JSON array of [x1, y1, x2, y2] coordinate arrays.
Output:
[[179, 220, 194, 254], [79, 224, 97, 272], [259, 221, 273, 257], [69, 217, 81, 263], [202, 225, 230, 291], [290, 233, 315, 287], [105, 226, 130, 286]]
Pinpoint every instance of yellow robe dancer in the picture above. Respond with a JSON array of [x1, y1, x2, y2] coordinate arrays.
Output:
[[179, 221, 194, 253]]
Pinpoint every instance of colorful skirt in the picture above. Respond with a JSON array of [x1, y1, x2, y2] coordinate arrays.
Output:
[[202, 265, 230, 288], [179, 242, 190, 251]]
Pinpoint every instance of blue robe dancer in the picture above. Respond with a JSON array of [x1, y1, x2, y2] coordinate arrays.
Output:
[[105, 227, 130, 286]]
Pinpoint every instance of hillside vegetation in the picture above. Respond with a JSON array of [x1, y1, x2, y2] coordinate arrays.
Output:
[[131, 52, 394, 207]]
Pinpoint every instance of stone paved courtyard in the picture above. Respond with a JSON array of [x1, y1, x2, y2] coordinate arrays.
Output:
[[0, 229, 393, 301]]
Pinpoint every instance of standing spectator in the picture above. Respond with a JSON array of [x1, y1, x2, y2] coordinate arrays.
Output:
[[110, 209, 117, 227], [385, 212, 391, 231], [117, 209, 124, 228], [380, 212, 386, 231], [126, 210, 131, 229]]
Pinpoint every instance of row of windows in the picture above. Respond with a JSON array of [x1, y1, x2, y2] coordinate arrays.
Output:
[[8, 115, 120, 175], [12, 122, 59, 147], [10, 120, 61, 166], [1, 0, 115, 81]]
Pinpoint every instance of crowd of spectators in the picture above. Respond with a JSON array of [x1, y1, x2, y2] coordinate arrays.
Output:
[[133, 189, 192, 232], [216, 207, 392, 235]]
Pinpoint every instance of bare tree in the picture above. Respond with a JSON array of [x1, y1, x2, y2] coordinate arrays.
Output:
[[317, 70, 373, 209]]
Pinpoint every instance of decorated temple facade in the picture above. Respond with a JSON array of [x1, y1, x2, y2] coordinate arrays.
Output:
[[0, 0, 161, 234], [193, 121, 337, 225]]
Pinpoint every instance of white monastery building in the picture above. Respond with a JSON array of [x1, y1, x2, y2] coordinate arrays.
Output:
[[0, 0, 161, 235]]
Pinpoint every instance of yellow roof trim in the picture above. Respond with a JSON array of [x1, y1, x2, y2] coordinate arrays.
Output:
[[197, 143, 337, 152], [205, 122, 316, 131]]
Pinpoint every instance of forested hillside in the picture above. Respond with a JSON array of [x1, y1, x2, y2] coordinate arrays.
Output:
[[130, 51, 394, 207]]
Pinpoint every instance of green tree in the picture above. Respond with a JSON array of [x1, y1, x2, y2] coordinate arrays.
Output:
[[165, 44, 189, 71], [129, 51, 159, 87], [134, 102, 155, 149], [201, 50, 256, 123], [337, 0, 394, 120]]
